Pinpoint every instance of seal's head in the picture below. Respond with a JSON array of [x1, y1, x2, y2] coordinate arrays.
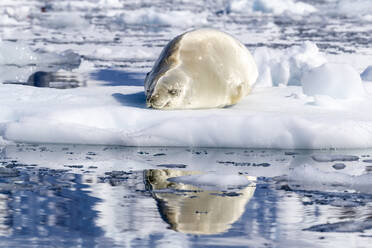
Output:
[[146, 69, 189, 109]]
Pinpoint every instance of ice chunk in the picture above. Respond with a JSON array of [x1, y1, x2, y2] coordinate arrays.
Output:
[[361, 66, 372, 82], [227, 0, 317, 15], [336, 0, 372, 18], [97, 0, 122, 7], [253, 0, 317, 15], [227, 0, 254, 13], [50, 0, 122, 10], [289, 164, 372, 194], [253, 42, 326, 87], [312, 154, 359, 162], [114, 9, 207, 27], [301, 63, 365, 99], [0, 41, 81, 83], [39, 13, 90, 30], [0, 41, 38, 66], [0, 5, 30, 25]]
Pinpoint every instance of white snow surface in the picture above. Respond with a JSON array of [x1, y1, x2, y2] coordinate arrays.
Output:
[[228, 0, 317, 15], [0, 0, 372, 149], [0, 40, 372, 148], [1, 77, 372, 148], [253, 42, 327, 87], [113, 9, 208, 27], [302, 63, 365, 99], [253, 0, 317, 15]]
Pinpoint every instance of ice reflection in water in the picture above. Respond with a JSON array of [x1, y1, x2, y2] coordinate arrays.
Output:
[[0, 144, 372, 247], [0, 166, 103, 247]]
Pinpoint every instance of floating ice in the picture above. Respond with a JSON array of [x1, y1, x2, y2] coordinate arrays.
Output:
[[0, 41, 81, 82], [228, 0, 316, 15], [113, 9, 207, 27], [50, 0, 122, 11], [227, 0, 253, 13], [39, 13, 90, 30], [2, 82, 372, 148], [289, 164, 372, 194], [0, 5, 31, 25], [253, 0, 317, 15], [336, 0, 372, 18], [301, 63, 365, 99], [361, 66, 372, 82], [253, 42, 326, 87], [0, 41, 38, 66], [312, 155, 359, 163]]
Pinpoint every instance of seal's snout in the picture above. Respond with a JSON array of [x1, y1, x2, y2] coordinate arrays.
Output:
[[146, 93, 160, 108], [147, 93, 170, 109]]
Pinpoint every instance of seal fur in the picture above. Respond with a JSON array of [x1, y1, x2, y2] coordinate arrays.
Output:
[[145, 28, 258, 109]]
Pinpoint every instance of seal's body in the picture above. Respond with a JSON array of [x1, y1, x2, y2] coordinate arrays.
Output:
[[145, 29, 258, 109]]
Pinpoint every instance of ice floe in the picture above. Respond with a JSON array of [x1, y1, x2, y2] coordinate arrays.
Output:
[[0, 40, 81, 82], [289, 164, 372, 194], [253, 42, 326, 87], [253, 0, 317, 15], [0, 1, 371, 149], [228, 0, 317, 15], [113, 9, 208, 27], [301, 63, 365, 99]]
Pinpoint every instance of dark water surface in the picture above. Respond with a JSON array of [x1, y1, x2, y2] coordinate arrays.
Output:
[[0, 144, 372, 247], [1, 0, 372, 247]]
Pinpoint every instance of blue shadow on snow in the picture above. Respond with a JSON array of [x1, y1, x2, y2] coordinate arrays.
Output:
[[91, 69, 145, 86], [112, 92, 147, 109]]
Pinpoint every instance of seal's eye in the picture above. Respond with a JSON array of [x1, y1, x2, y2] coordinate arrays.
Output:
[[168, 89, 178, 95]]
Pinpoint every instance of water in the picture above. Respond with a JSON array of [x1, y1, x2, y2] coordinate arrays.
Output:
[[0, 144, 371, 247], [1, 0, 372, 246]]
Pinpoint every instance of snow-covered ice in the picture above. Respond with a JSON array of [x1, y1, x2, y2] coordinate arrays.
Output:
[[0, 0, 371, 149], [253, 0, 317, 15], [228, 0, 317, 15], [113, 9, 208, 27], [0, 34, 370, 149], [302, 63, 365, 99], [253, 42, 326, 87], [1, 1, 372, 247]]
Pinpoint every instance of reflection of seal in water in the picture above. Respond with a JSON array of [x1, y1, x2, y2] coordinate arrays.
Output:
[[145, 169, 256, 235], [144, 28, 258, 109]]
